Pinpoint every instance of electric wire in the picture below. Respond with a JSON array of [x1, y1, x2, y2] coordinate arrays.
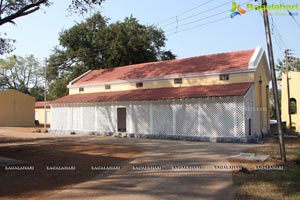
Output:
[[167, 17, 229, 36], [164, 10, 228, 33], [255, 1, 288, 56], [157, 0, 216, 25], [161, 0, 232, 28], [163, 0, 251, 36], [279, 0, 300, 31]]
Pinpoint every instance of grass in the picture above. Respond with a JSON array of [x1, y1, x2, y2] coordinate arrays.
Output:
[[229, 137, 300, 200]]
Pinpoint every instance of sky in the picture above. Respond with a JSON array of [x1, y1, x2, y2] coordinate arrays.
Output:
[[1, 0, 300, 64]]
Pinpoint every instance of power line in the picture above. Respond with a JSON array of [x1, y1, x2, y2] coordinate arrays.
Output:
[[167, 9, 256, 36], [270, 17, 287, 51], [164, 0, 252, 36], [255, 2, 288, 56], [164, 10, 228, 33], [161, 0, 232, 29], [157, 0, 216, 25], [167, 16, 229, 36], [280, 0, 300, 31]]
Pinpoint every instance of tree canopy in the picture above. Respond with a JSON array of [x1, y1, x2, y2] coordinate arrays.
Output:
[[0, 55, 44, 100], [0, 0, 105, 54], [47, 13, 176, 99], [276, 57, 300, 74]]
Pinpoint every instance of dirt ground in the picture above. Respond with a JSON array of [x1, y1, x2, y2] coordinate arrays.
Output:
[[229, 137, 300, 200], [0, 128, 142, 200]]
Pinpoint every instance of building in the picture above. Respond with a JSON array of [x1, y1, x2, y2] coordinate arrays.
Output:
[[50, 47, 270, 142], [281, 71, 300, 132], [0, 89, 35, 127], [35, 101, 51, 125]]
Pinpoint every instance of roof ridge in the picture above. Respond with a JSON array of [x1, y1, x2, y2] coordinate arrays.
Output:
[[91, 48, 255, 72]]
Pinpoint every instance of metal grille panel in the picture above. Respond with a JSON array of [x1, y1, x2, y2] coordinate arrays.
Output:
[[82, 105, 96, 131], [152, 102, 173, 135], [132, 103, 150, 134], [51, 96, 249, 138], [51, 105, 68, 130], [200, 97, 244, 137], [175, 102, 198, 136], [96, 104, 115, 133]]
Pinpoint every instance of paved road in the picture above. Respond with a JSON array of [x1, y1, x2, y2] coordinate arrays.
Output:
[[0, 128, 260, 200]]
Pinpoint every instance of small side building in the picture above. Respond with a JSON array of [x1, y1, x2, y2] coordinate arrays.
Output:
[[35, 101, 51, 125], [0, 89, 35, 127], [281, 71, 300, 132]]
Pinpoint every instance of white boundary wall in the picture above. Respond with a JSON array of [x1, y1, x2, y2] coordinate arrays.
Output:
[[50, 86, 257, 142]]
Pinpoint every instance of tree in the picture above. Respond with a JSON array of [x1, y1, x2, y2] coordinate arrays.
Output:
[[269, 88, 281, 120], [0, 55, 44, 98], [0, 0, 105, 54], [47, 13, 176, 99], [276, 57, 300, 73], [0, 33, 15, 54]]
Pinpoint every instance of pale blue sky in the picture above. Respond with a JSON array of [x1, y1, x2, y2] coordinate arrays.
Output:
[[1, 0, 299, 64]]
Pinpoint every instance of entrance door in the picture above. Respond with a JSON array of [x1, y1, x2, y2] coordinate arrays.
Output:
[[117, 108, 126, 132]]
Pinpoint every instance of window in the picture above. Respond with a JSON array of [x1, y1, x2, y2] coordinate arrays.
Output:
[[219, 74, 229, 80], [174, 78, 183, 84], [136, 82, 143, 88], [290, 98, 297, 114], [105, 85, 111, 90], [79, 87, 84, 92]]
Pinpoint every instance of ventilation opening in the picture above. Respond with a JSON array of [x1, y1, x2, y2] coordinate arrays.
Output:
[[136, 82, 143, 88], [219, 74, 229, 80], [105, 85, 111, 90], [174, 78, 182, 84]]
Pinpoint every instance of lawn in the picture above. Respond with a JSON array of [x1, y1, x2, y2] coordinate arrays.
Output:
[[230, 137, 300, 200]]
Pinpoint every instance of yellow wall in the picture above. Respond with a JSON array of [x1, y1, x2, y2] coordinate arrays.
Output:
[[69, 73, 255, 95], [281, 71, 300, 132], [0, 89, 35, 127], [35, 108, 51, 125], [253, 57, 270, 134]]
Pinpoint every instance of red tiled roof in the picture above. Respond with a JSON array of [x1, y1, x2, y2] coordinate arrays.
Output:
[[72, 49, 255, 85], [35, 101, 51, 108], [52, 83, 253, 104]]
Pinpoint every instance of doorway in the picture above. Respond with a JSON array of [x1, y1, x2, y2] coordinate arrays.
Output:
[[117, 107, 126, 132]]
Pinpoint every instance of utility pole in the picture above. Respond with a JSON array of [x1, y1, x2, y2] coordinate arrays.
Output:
[[261, 0, 286, 161], [44, 58, 47, 133], [285, 49, 292, 132]]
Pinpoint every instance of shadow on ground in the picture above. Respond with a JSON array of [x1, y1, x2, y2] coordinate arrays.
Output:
[[0, 140, 142, 199]]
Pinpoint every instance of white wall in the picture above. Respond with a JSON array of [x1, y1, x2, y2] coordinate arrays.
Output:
[[51, 96, 251, 139]]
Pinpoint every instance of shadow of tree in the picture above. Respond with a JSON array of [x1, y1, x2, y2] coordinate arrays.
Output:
[[0, 140, 142, 199]]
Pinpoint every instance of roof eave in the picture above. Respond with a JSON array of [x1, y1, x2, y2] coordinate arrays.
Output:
[[67, 70, 92, 88]]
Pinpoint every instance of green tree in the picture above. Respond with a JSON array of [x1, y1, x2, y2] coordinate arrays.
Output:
[[269, 88, 281, 120], [47, 13, 176, 99], [0, 55, 44, 98], [276, 57, 300, 73], [30, 86, 45, 101], [0, 0, 105, 54]]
